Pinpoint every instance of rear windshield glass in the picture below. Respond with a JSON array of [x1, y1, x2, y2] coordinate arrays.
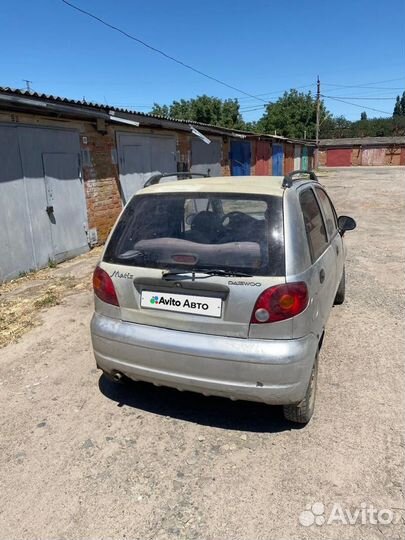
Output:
[[104, 193, 284, 276]]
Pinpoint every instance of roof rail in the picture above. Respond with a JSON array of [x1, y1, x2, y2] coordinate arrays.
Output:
[[143, 171, 210, 188], [282, 169, 318, 188]]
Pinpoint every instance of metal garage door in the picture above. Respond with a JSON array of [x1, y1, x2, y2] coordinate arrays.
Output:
[[190, 137, 221, 177], [326, 148, 352, 167], [0, 124, 88, 282], [361, 147, 386, 166], [272, 144, 284, 175], [116, 133, 177, 202], [255, 141, 270, 175], [230, 141, 251, 176], [284, 143, 294, 175]]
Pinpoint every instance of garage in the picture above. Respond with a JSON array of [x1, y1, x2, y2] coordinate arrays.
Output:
[[190, 137, 222, 177], [272, 143, 284, 175], [284, 143, 294, 174], [230, 140, 251, 176], [0, 124, 88, 282], [326, 148, 352, 167], [361, 147, 386, 166], [116, 132, 177, 202], [255, 141, 271, 175]]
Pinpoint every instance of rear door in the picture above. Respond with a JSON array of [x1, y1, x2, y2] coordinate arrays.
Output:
[[314, 186, 343, 291], [299, 188, 336, 329], [102, 192, 285, 338]]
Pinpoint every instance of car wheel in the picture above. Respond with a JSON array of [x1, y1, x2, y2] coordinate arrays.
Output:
[[334, 266, 346, 305], [283, 352, 318, 424]]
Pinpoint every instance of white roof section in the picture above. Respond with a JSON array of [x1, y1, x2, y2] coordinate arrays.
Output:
[[138, 176, 285, 197]]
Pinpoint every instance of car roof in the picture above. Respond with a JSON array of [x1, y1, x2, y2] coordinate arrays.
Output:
[[137, 175, 286, 197]]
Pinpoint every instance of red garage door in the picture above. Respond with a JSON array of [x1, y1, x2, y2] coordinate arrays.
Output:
[[326, 148, 352, 167], [255, 141, 270, 175]]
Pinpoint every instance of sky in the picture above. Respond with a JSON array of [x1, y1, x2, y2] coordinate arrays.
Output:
[[1, 0, 404, 122]]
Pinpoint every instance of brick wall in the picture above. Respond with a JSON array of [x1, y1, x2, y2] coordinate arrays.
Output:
[[222, 137, 231, 176], [250, 139, 256, 175], [81, 128, 122, 243], [385, 146, 402, 166], [177, 132, 191, 171], [318, 149, 327, 166], [352, 147, 361, 166]]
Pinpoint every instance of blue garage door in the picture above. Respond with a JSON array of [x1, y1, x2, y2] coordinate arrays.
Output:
[[230, 141, 251, 176], [272, 144, 284, 175]]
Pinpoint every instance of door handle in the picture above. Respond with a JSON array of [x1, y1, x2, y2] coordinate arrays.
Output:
[[319, 269, 325, 283], [335, 245, 340, 256], [46, 205, 54, 214]]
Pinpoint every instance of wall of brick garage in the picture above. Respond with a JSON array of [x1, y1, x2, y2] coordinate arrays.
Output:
[[351, 147, 361, 166], [222, 137, 231, 176], [318, 149, 327, 166], [81, 126, 122, 243], [385, 146, 402, 166]]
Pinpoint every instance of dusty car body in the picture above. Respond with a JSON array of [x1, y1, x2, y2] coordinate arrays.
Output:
[[91, 170, 356, 423]]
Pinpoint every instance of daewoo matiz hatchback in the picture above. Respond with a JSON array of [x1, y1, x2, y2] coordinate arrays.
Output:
[[91, 170, 356, 424]]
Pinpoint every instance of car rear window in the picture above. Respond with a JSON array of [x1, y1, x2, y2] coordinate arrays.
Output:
[[104, 193, 285, 276]]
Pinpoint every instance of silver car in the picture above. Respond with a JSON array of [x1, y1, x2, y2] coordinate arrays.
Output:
[[91, 170, 356, 424]]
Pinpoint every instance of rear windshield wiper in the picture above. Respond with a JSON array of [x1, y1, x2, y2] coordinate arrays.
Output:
[[162, 269, 253, 281]]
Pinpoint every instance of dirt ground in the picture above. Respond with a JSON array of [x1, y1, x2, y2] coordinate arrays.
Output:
[[0, 167, 404, 540]]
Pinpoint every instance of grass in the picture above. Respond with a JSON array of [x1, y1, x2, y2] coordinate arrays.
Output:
[[0, 247, 103, 348], [34, 290, 60, 309]]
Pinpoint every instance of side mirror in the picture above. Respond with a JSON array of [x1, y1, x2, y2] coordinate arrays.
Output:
[[338, 215, 356, 236]]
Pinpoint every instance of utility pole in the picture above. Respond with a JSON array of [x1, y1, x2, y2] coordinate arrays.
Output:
[[315, 75, 320, 170], [23, 79, 32, 91]]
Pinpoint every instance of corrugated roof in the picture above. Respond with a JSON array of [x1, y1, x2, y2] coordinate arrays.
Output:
[[0, 86, 315, 145], [320, 137, 405, 147]]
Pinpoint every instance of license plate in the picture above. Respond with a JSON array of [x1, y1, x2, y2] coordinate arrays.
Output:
[[140, 290, 222, 318]]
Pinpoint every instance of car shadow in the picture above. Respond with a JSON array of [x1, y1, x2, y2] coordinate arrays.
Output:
[[98, 375, 304, 433]]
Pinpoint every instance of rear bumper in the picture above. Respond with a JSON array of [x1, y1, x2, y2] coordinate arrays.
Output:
[[91, 313, 318, 405]]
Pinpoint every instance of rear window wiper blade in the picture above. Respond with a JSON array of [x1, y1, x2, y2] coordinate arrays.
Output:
[[162, 269, 252, 280]]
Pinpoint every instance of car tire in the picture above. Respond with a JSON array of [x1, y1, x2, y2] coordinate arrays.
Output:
[[334, 267, 346, 305], [283, 352, 318, 424]]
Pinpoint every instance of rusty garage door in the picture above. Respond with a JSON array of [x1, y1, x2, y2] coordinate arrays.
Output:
[[255, 141, 270, 175], [284, 143, 294, 174], [361, 147, 386, 166], [326, 148, 352, 167]]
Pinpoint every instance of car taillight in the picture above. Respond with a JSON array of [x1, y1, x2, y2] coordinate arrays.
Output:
[[93, 266, 119, 306], [250, 282, 308, 324]]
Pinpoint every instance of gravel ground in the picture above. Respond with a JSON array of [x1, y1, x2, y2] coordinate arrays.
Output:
[[0, 167, 404, 540]]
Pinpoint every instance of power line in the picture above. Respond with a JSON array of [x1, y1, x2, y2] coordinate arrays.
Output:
[[323, 77, 405, 90], [236, 83, 315, 102], [322, 95, 392, 116], [61, 0, 269, 104], [324, 96, 396, 100]]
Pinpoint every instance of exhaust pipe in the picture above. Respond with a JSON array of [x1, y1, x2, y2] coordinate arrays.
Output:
[[113, 371, 123, 383]]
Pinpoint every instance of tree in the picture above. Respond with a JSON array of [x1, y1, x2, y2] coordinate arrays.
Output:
[[360, 111, 367, 120], [393, 96, 402, 117], [393, 92, 405, 117], [401, 91, 405, 115], [256, 89, 329, 139], [150, 95, 245, 129]]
